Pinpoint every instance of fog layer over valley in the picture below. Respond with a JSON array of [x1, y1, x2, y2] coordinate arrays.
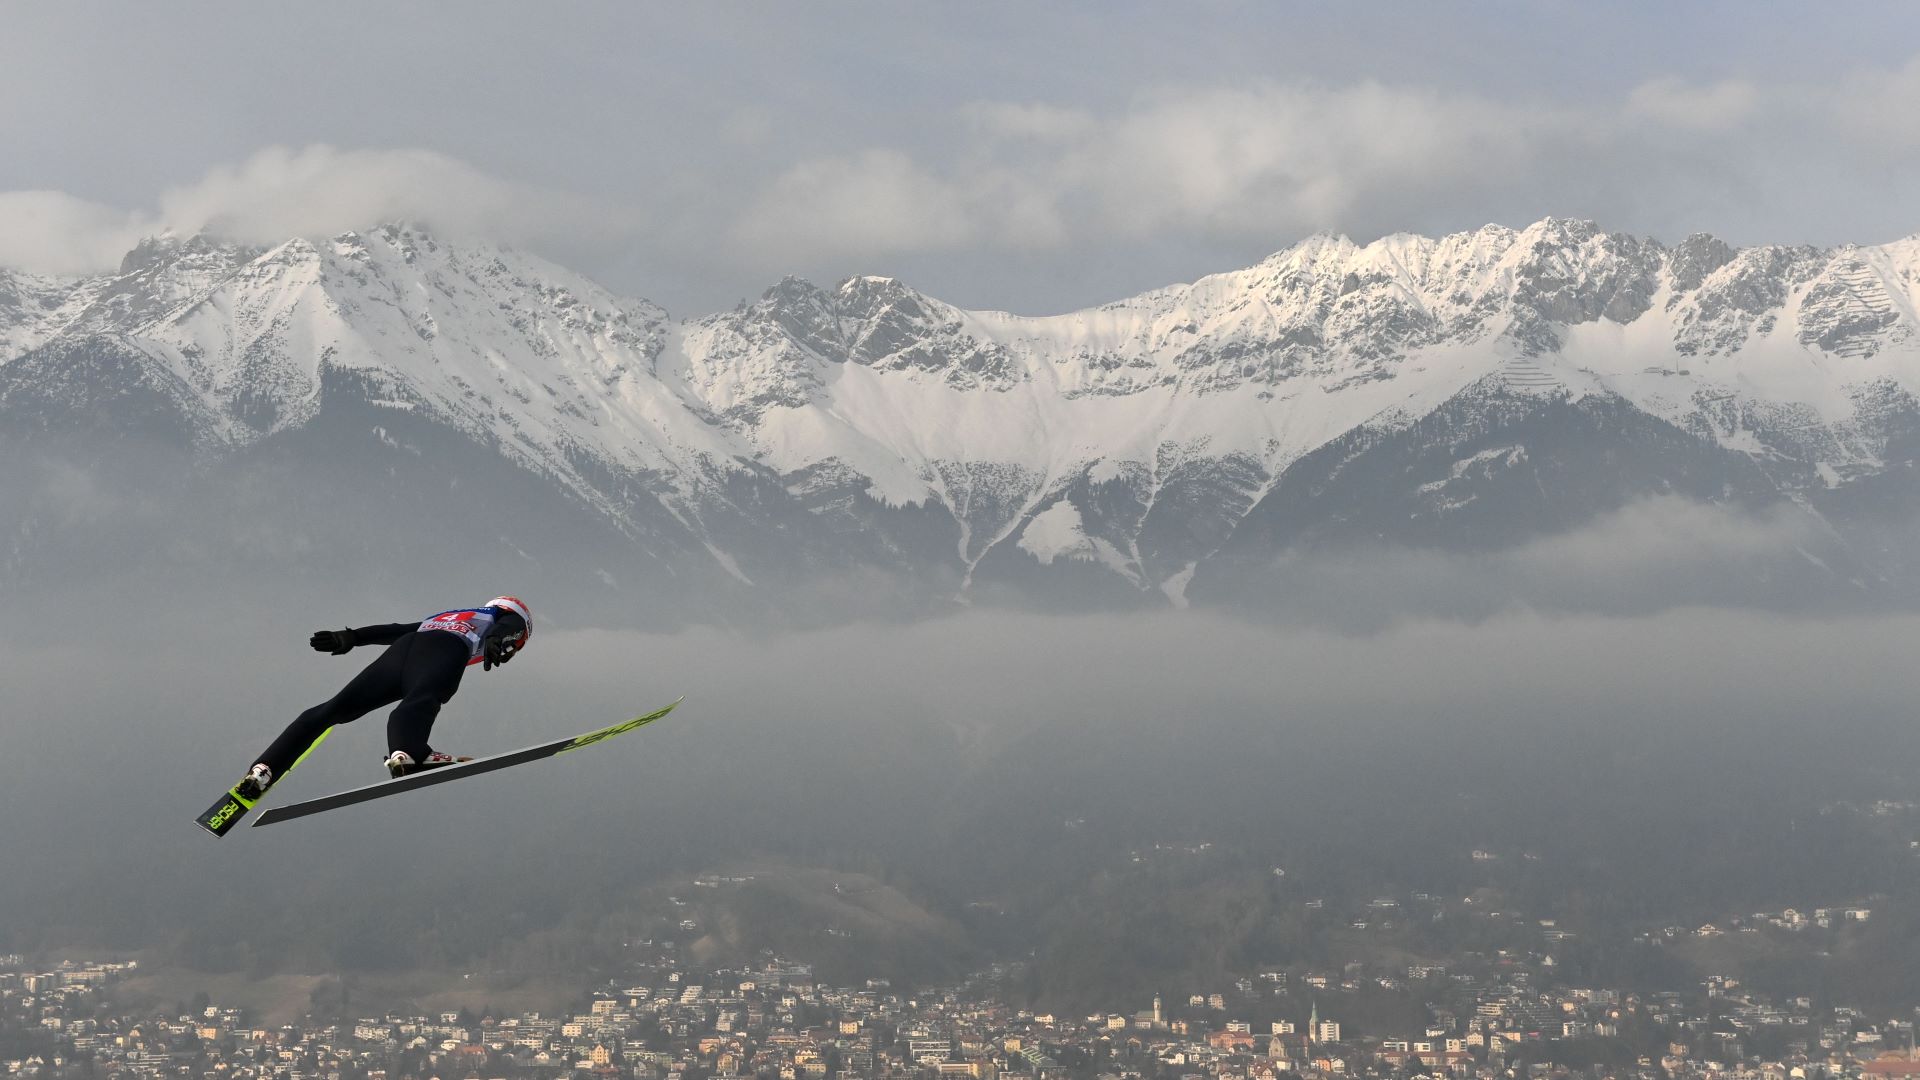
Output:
[[6, 598, 1920, 1009]]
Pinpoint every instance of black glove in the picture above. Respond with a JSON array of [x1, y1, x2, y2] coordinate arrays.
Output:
[[309, 627, 359, 655], [482, 633, 519, 671]]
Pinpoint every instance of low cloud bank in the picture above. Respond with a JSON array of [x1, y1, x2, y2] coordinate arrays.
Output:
[[0, 145, 640, 281], [1211, 497, 1864, 630], [5, 58, 1920, 308], [733, 61, 1920, 271], [4, 594, 1915, 960]]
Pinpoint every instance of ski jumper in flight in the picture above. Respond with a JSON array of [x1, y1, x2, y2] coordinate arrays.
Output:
[[235, 596, 532, 800]]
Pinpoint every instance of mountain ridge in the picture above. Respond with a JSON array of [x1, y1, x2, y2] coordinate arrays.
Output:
[[5, 217, 1919, 617]]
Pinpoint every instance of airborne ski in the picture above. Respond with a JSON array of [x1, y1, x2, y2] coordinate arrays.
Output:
[[194, 728, 334, 837], [249, 698, 682, 828]]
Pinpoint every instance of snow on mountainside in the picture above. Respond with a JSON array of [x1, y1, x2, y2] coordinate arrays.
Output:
[[1, 226, 753, 519], [5, 217, 1920, 609]]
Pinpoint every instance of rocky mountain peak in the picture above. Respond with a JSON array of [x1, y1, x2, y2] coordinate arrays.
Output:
[[1669, 233, 1738, 292]]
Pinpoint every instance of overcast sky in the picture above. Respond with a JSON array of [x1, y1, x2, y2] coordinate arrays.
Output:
[[6, 2, 1920, 314]]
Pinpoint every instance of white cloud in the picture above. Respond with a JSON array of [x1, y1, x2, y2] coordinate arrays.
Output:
[[153, 146, 514, 243], [7, 55, 1920, 301], [1066, 81, 1548, 235], [163, 145, 651, 261], [728, 83, 1541, 263], [0, 145, 648, 277], [1229, 496, 1850, 632], [0, 191, 152, 276], [718, 80, 1567, 258], [1504, 495, 1823, 577], [727, 61, 1920, 268]]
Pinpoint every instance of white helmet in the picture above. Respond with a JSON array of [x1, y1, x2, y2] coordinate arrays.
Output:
[[488, 595, 532, 642]]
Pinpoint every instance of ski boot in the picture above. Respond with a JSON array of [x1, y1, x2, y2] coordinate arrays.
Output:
[[385, 750, 474, 778], [234, 763, 274, 801]]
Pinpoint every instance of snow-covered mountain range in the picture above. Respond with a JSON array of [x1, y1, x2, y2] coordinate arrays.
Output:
[[5, 218, 1919, 619]]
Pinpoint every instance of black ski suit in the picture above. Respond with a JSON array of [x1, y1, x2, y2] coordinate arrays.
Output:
[[252, 612, 526, 777]]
